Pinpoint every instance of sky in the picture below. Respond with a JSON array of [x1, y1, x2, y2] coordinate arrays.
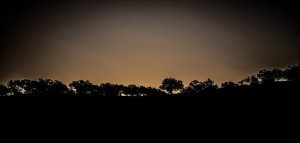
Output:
[[1, 0, 300, 87]]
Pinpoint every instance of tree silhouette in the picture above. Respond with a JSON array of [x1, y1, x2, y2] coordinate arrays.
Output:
[[4, 79, 69, 96], [239, 75, 260, 86], [221, 81, 239, 89], [159, 78, 184, 95], [139, 86, 167, 96], [36, 79, 69, 96], [7, 80, 24, 96], [137, 86, 148, 96], [122, 84, 140, 96], [284, 65, 300, 81], [183, 78, 218, 96], [0, 64, 299, 97], [98, 83, 124, 96], [257, 69, 283, 84], [0, 85, 9, 96], [69, 80, 97, 96]]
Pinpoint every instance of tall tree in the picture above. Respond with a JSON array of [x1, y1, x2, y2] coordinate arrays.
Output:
[[159, 78, 184, 95]]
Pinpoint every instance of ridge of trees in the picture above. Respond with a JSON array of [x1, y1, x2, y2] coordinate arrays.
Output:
[[0, 64, 299, 96]]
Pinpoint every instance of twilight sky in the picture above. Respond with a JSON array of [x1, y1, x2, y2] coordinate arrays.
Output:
[[1, 0, 300, 87]]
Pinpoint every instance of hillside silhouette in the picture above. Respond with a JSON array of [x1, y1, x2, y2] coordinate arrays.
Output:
[[0, 64, 299, 96]]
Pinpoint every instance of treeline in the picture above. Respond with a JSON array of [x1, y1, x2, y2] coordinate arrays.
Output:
[[0, 65, 299, 96]]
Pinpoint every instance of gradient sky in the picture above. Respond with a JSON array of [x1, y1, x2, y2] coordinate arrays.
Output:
[[1, 0, 300, 87]]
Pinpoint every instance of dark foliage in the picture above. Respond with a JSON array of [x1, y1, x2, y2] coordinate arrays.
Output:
[[159, 78, 184, 95], [0, 64, 299, 96], [69, 80, 97, 96]]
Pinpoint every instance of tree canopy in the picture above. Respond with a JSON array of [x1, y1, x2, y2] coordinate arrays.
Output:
[[159, 78, 184, 95], [0, 64, 299, 96]]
